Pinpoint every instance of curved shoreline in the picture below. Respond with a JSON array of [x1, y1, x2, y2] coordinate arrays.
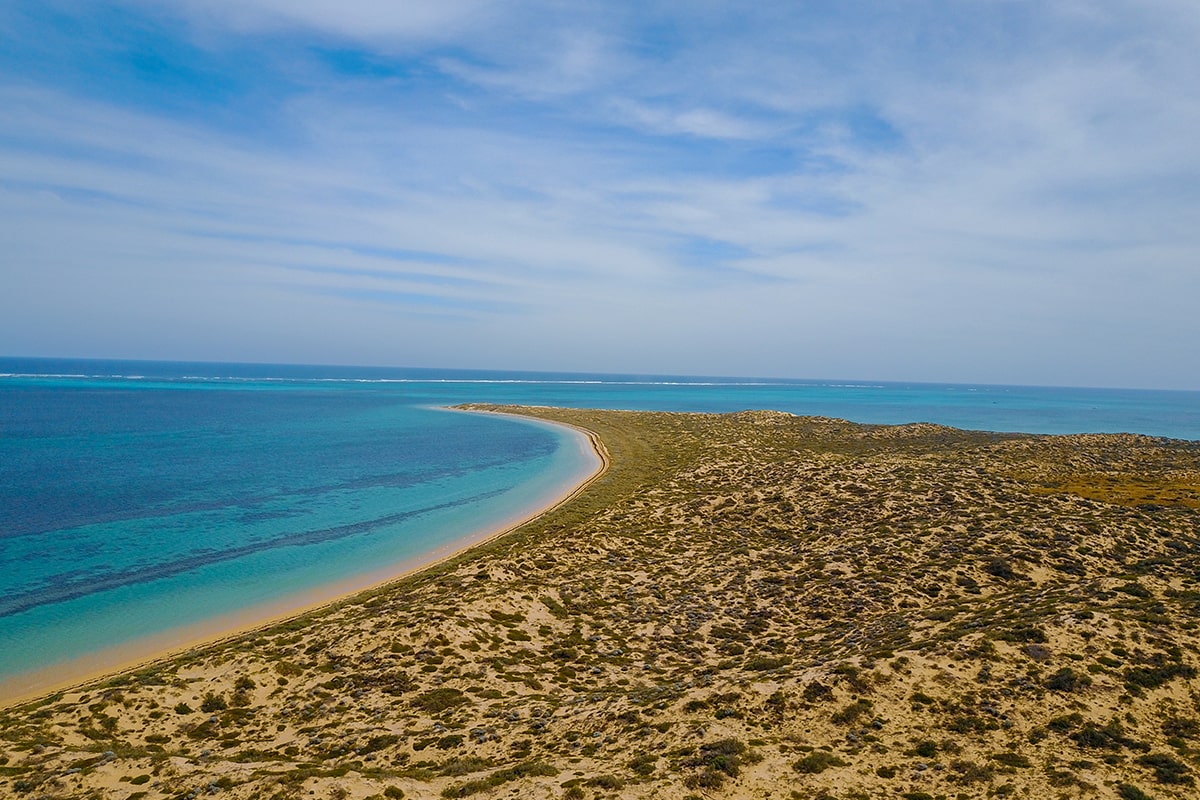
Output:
[[0, 411, 609, 709]]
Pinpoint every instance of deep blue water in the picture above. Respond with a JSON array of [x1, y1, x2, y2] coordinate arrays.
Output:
[[1, 357, 1198, 689]]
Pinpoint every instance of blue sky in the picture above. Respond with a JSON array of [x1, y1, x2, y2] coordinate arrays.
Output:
[[2, 1, 1198, 389]]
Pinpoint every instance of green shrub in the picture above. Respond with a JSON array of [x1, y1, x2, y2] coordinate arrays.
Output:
[[412, 688, 468, 713], [440, 761, 557, 798], [685, 739, 746, 778], [1047, 667, 1092, 692], [1136, 753, 1192, 784], [1071, 721, 1147, 751], [628, 753, 656, 776], [200, 692, 227, 712], [803, 681, 833, 703], [985, 557, 1018, 580], [999, 626, 1047, 643], [793, 750, 848, 774], [1163, 716, 1200, 739], [358, 734, 400, 755], [950, 759, 994, 783], [1049, 713, 1083, 731], [1124, 662, 1195, 691], [831, 699, 872, 725]]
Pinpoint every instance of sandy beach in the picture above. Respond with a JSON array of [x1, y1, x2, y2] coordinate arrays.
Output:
[[2, 406, 1198, 799], [0, 411, 607, 709]]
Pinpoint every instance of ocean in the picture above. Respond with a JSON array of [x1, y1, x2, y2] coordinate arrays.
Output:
[[2, 357, 1198, 695]]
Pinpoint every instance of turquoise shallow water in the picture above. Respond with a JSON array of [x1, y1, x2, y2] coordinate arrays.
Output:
[[0, 363, 597, 688], [1, 357, 1198, 690]]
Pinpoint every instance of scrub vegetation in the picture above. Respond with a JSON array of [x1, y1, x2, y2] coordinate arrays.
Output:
[[2, 406, 1199, 799]]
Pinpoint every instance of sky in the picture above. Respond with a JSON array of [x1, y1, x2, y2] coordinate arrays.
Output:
[[2, 1, 1199, 389]]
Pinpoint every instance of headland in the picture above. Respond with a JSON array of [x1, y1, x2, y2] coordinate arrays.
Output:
[[2, 406, 1198, 799]]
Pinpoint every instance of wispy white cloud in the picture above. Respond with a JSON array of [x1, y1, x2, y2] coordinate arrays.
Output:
[[165, 0, 497, 43], [2, 1, 1199, 386], [609, 100, 774, 140], [437, 27, 626, 99]]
